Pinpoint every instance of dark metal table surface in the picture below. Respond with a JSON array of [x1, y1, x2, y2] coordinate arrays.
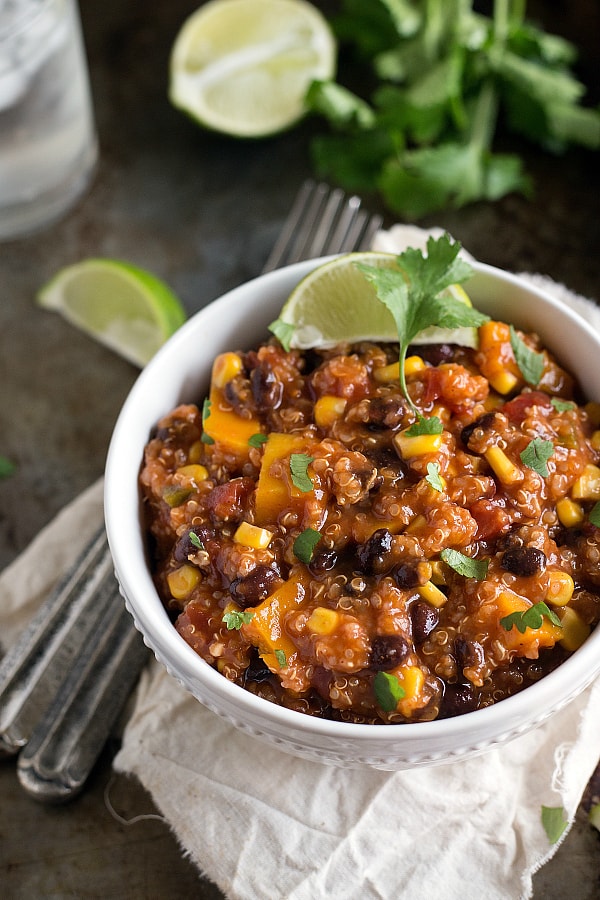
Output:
[[1, 1, 599, 897]]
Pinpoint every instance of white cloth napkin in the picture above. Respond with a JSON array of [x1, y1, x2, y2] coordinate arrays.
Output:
[[2, 226, 600, 900]]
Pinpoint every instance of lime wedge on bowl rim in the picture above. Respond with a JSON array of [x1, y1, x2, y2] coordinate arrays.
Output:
[[37, 259, 186, 367], [169, 0, 336, 138], [274, 251, 478, 350]]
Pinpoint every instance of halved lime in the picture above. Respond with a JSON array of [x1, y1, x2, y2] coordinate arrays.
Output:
[[169, 0, 336, 138], [37, 259, 186, 367], [274, 252, 478, 349]]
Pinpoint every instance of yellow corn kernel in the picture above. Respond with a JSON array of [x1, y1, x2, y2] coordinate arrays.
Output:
[[556, 497, 584, 529], [306, 607, 340, 635], [546, 570, 574, 607], [314, 395, 347, 428], [394, 430, 444, 459], [591, 431, 600, 452], [211, 352, 243, 389], [485, 446, 523, 485], [404, 514, 427, 534], [430, 560, 447, 586], [585, 402, 600, 427], [431, 403, 451, 426], [558, 606, 591, 651], [489, 370, 519, 395], [482, 394, 505, 412], [374, 361, 400, 383], [176, 464, 209, 484], [404, 355, 426, 376], [571, 464, 600, 501], [188, 440, 204, 464], [167, 564, 201, 600], [417, 580, 448, 608], [233, 521, 273, 550]]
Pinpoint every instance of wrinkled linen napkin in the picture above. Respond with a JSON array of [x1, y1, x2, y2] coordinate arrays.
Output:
[[3, 225, 600, 900]]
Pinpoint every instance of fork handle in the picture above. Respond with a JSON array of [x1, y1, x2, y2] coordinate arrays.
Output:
[[17, 593, 148, 803]]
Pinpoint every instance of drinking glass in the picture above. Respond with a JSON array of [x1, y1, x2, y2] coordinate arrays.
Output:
[[0, 0, 98, 240]]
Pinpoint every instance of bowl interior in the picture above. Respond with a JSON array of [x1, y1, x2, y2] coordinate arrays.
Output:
[[104, 257, 600, 752]]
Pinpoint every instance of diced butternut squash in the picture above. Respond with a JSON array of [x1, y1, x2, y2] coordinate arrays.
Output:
[[314, 395, 347, 428], [242, 574, 308, 672], [254, 432, 313, 525], [496, 591, 562, 655], [387, 664, 427, 716], [204, 386, 261, 455]]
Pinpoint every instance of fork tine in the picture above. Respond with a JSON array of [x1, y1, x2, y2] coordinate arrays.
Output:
[[263, 180, 383, 273]]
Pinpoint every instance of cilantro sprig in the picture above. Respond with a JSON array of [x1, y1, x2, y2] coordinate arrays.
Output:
[[509, 326, 544, 385], [306, 1, 600, 218], [500, 601, 561, 634], [357, 235, 488, 412], [290, 453, 314, 492], [223, 610, 254, 630]]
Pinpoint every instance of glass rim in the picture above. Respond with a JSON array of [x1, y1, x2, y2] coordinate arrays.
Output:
[[0, 0, 63, 42]]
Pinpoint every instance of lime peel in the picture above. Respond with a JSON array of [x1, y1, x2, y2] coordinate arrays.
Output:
[[169, 0, 336, 138], [37, 259, 186, 367], [271, 251, 478, 350]]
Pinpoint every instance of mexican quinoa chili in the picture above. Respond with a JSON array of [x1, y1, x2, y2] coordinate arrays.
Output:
[[140, 318, 600, 724]]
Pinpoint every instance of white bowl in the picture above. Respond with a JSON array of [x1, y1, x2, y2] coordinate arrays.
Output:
[[105, 257, 600, 770]]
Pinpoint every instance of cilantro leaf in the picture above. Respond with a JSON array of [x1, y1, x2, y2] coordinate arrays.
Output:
[[520, 438, 554, 477], [440, 548, 488, 580], [425, 462, 444, 492], [201, 397, 215, 445], [248, 433, 268, 449], [222, 610, 254, 630], [290, 453, 314, 492], [373, 670, 406, 712], [268, 319, 295, 352], [274, 649, 287, 667], [0, 456, 16, 479], [293, 528, 322, 564], [541, 806, 568, 844], [406, 415, 443, 436], [509, 325, 544, 385], [189, 531, 204, 550], [589, 503, 600, 528], [356, 234, 487, 411], [500, 601, 562, 634], [551, 398, 576, 412]]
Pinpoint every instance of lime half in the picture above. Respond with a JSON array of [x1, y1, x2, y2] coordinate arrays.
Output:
[[275, 253, 478, 349], [169, 0, 336, 138], [37, 259, 186, 367]]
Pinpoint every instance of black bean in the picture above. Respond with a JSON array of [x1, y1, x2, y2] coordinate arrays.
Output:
[[410, 600, 439, 644], [173, 526, 213, 563], [501, 546, 547, 577], [369, 635, 410, 670], [308, 549, 338, 576], [439, 683, 479, 718], [392, 562, 425, 589], [365, 396, 405, 430], [460, 412, 498, 448], [243, 650, 273, 684], [409, 343, 454, 367], [355, 528, 394, 575], [251, 366, 283, 410], [454, 637, 485, 671], [229, 565, 282, 608]]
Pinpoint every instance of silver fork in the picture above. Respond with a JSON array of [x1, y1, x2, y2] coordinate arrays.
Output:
[[0, 180, 383, 802]]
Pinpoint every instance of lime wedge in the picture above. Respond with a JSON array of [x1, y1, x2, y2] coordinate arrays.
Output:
[[275, 252, 478, 349], [37, 259, 186, 367], [169, 0, 336, 138]]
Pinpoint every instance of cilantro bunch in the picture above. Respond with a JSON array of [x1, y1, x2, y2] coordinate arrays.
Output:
[[306, 0, 600, 218]]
